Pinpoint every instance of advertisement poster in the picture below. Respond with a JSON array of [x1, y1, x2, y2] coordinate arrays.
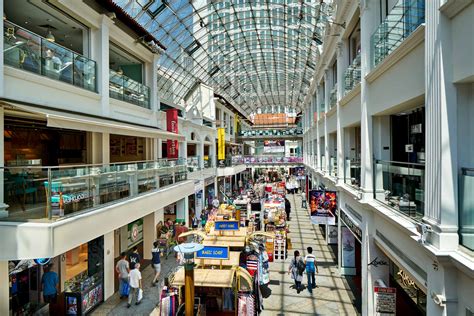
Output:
[[342, 226, 356, 268], [166, 109, 178, 158], [327, 225, 338, 244], [218, 127, 225, 162], [308, 190, 337, 225], [374, 287, 396, 314], [263, 140, 285, 153]]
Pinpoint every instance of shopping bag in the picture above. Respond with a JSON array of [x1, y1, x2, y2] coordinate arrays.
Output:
[[137, 288, 143, 302], [122, 282, 130, 296]]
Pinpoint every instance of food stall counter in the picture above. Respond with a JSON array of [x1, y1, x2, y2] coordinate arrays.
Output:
[[171, 268, 235, 288]]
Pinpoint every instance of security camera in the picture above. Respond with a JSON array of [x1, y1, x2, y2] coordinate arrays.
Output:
[[431, 292, 446, 307]]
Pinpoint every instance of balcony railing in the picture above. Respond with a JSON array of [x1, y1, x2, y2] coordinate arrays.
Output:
[[459, 168, 474, 251], [329, 86, 337, 110], [344, 159, 361, 189], [329, 156, 337, 177], [3, 21, 97, 92], [243, 156, 303, 164], [373, 159, 424, 221], [109, 69, 150, 109], [371, 0, 425, 68], [218, 156, 244, 168], [321, 155, 326, 171], [319, 102, 326, 118], [239, 128, 303, 137], [2, 158, 187, 222], [186, 156, 201, 172], [344, 53, 361, 95]]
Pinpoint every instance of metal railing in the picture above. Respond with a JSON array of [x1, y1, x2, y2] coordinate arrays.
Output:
[[344, 52, 361, 95], [186, 156, 201, 172], [3, 21, 97, 92], [243, 156, 303, 164], [459, 168, 474, 251], [371, 0, 425, 68], [373, 159, 425, 221], [2, 158, 187, 222], [329, 156, 337, 177], [329, 86, 337, 110], [109, 69, 150, 108]]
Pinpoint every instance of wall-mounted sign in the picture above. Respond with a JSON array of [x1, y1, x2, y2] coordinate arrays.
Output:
[[214, 220, 239, 231], [127, 219, 143, 248], [196, 246, 230, 260], [374, 287, 396, 314], [166, 109, 179, 158], [340, 209, 362, 242], [218, 127, 226, 161]]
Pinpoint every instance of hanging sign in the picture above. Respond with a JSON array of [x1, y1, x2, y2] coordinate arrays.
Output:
[[340, 209, 362, 242], [196, 246, 230, 260], [166, 109, 179, 158], [214, 220, 239, 231], [218, 127, 226, 161], [374, 287, 396, 314], [308, 190, 337, 225]]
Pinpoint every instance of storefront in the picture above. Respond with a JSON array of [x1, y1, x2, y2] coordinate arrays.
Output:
[[190, 180, 204, 221], [339, 204, 363, 312], [109, 134, 146, 163], [204, 177, 215, 207]]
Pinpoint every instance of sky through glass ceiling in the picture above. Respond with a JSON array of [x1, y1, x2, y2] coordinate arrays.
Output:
[[111, 0, 332, 123]]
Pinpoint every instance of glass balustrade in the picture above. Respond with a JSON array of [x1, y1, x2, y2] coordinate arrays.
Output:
[[329, 87, 337, 110], [186, 156, 201, 172], [344, 53, 361, 95], [321, 155, 326, 171], [3, 21, 97, 92], [242, 156, 303, 164], [109, 69, 151, 109], [371, 0, 425, 68], [459, 168, 474, 251], [373, 159, 424, 221], [329, 156, 337, 177], [344, 159, 361, 188], [2, 158, 187, 222]]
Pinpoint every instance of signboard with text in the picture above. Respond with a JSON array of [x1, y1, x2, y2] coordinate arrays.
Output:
[[374, 287, 396, 315], [196, 246, 230, 260], [166, 109, 179, 158], [214, 220, 239, 231]]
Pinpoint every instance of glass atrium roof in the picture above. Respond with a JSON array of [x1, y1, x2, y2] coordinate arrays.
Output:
[[111, 0, 332, 122]]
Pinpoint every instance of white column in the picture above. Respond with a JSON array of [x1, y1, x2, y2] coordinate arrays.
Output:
[[103, 231, 115, 300], [157, 139, 163, 159], [423, 0, 459, 250], [0, 0, 4, 97], [359, 1, 378, 200], [426, 264, 458, 316], [102, 133, 110, 164], [91, 15, 112, 116], [316, 86, 322, 170], [142, 213, 155, 260], [148, 54, 160, 113], [0, 107, 7, 217], [199, 141, 205, 169], [176, 197, 189, 225], [0, 261, 8, 315], [324, 73, 330, 172], [337, 41, 348, 182]]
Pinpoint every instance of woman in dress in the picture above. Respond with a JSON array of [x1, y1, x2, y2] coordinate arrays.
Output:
[[288, 250, 304, 293]]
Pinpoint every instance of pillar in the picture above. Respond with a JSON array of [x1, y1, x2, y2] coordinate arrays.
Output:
[[143, 213, 155, 260], [0, 0, 4, 97], [0, 261, 8, 315], [426, 264, 458, 316], [423, 0, 459, 250], [103, 231, 115, 300], [336, 41, 349, 182], [324, 72, 330, 172], [157, 139, 163, 159], [0, 107, 7, 217], [177, 197, 189, 225], [359, 0, 378, 200], [316, 85, 322, 170]]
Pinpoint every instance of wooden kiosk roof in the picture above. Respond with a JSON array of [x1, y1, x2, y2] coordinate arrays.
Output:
[[171, 268, 235, 288]]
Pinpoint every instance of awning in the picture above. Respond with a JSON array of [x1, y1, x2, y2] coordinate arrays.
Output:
[[4, 102, 184, 141]]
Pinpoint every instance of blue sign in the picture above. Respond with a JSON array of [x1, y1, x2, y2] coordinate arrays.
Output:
[[196, 246, 230, 260], [34, 258, 51, 265], [214, 220, 239, 231]]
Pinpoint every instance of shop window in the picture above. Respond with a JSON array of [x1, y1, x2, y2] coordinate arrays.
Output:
[[391, 107, 425, 163], [110, 134, 146, 163], [389, 261, 427, 315], [109, 43, 144, 83]]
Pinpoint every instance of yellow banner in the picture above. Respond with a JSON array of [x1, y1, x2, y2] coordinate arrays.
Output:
[[218, 127, 225, 160], [234, 115, 239, 137]]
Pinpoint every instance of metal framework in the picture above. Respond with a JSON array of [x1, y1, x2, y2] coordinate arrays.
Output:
[[112, 0, 331, 124]]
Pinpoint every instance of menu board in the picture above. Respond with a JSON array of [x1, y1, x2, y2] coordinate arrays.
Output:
[[374, 287, 396, 314]]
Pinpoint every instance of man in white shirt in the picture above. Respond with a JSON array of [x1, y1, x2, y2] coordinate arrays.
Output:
[[127, 263, 142, 307]]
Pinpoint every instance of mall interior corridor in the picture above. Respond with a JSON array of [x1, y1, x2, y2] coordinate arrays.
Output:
[[261, 194, 358, 316]]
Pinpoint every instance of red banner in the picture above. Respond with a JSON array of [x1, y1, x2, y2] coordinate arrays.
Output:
[[166, 109, 179, 159]]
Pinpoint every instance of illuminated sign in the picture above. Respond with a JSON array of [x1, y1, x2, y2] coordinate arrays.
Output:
[[214, 220, 239, 231], [34, 258, 51, 265], [196, 246, 230, 260]]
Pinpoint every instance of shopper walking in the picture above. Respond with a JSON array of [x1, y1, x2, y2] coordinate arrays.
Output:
[[129, 246, 141, 270], [284, 197, 291, 221], [304, 247, 319, 293], [288, 250, 305, 293], [127, 263, 143, 307], [151, 241, 161, 286], [115, 252, 130, 298], [41, 265, 59, 303]]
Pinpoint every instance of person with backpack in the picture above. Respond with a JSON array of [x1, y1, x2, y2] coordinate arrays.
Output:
[[288, 250, 305, 293], [304, 247, 319, 293]]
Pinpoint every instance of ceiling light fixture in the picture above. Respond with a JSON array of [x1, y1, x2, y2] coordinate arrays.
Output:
[[46, 30, 55, 42]]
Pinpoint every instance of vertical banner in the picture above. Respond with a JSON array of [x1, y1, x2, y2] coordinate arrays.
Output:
[[218, 127, 225, 163], [341, 226, 356, 268], [166, 109, 179, 158], [308, 190, 337, 225]]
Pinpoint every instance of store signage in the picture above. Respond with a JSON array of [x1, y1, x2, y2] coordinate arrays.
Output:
[[127, 219, 143, 248], [374, 287, 396, 314], [34, 258, 51, 265], [340, 209, 362, 242], [166, 109, 179, 159], [196, 246, 230, 260], [368, 257, 388, 267], [214, 220, 239, 231], [218, 127, 225, 161]]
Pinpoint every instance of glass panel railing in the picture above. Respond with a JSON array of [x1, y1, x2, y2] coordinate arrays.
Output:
[[373, 159, 424, 221], [2, 159, 187, 222], [109, 69, 150, 109], [321, 155, 326, 171], [344, 52, 361, 95], [242, 156, 303, 164], [459, 168, 474, 251], [329, 156, 337, 177], [344, 159, 361, 188], [187, 156, 201, 172], [371, 0, 425, 68], [329, 86, 337, 110], [3, 21, 97, 92], [319, 102, 326, 118]]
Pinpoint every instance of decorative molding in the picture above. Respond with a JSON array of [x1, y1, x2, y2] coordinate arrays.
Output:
[[440, 0, 474, 19], [365, 25, 425, 84], [339, 83, 361, 107]]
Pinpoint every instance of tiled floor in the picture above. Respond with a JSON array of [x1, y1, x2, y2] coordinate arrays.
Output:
[[93, 193, 359, 316]]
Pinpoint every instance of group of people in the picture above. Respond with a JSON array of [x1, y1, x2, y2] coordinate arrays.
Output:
[[288, 247, 319, 294]]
